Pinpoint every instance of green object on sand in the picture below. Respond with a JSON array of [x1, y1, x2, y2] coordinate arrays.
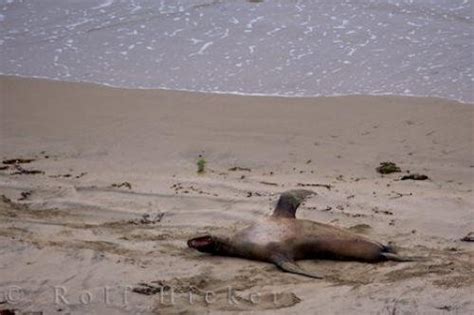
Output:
[[197, 158, 207, 174]]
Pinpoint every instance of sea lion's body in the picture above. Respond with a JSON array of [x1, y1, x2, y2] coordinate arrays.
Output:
[[188, 189, 414, 278], [229, 217, 386, 263]]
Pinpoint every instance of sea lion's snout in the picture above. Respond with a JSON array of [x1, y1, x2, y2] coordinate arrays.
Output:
[[187, 235, 218, 253]]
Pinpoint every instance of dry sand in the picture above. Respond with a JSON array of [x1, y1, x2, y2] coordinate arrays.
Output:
[[0, 76, 473, 314]]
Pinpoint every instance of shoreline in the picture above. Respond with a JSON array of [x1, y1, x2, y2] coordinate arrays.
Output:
[[0, 76, 473, 314], [0, 74, 471, 105]]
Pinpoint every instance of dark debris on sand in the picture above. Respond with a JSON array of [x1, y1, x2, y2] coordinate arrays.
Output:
[[128, 213, 165, 225], [376, 162, 401, 174], [401, 173, 429, 181], [2, 158, 36, 165], [228, 166, 251, 172], [297, 183, 332, 190], [111, 182, 132, 189], [1, 195, 28, 210], [132, 283, 162, 295], [259, 181, 278, 186], [0, 157, 44, 175], [11, 165, 44, 175], [18, 191, 32, 201], [461, 232, 474, 242]]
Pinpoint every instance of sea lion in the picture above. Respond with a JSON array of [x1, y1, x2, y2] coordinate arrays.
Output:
[[188, 189, 416, 279]]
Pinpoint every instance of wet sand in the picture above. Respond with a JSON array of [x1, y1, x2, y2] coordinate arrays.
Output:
[[0, 76, 473, 314]]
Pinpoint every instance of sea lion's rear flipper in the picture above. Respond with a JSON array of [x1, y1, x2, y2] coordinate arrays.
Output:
[[381, 253, 427, 262], [272, 255, 323, 279], [272, 189, 315, 218]]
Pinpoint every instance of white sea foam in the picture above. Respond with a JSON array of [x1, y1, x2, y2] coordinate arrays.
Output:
[[190, 41, 213, 56], [92, 0, 114, 10]]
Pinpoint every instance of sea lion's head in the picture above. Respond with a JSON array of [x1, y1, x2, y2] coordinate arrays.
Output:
[[187, 235, 223, 254]]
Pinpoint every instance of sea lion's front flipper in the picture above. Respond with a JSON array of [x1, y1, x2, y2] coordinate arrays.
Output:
[[271, 255, 323, 279], [272, 189, 315, 218]]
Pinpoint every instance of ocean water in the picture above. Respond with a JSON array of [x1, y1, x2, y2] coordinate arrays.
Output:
[[0, 0, 472, 102]]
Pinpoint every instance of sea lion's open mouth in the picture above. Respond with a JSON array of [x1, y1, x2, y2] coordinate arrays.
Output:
[[187, 235, 215, 252]]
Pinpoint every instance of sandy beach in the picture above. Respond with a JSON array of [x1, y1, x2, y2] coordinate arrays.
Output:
[[0, 76, 473, 314]]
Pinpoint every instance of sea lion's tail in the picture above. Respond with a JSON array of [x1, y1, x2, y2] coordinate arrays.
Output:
[[382, 244, 396, 253], [380, 244, 427, 262], [381, 252, 427, 262]]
